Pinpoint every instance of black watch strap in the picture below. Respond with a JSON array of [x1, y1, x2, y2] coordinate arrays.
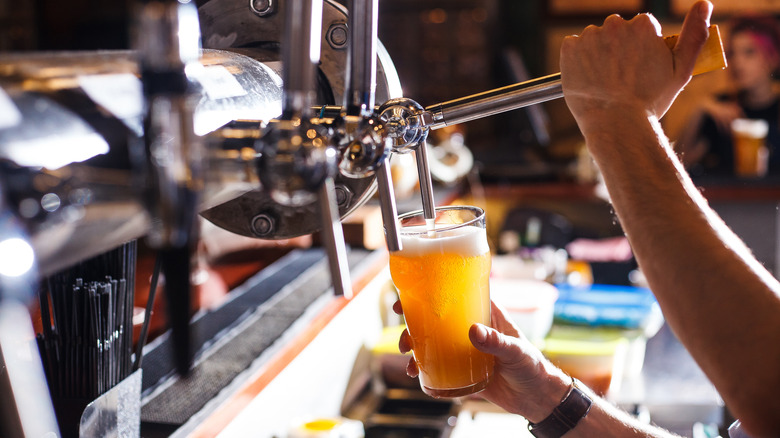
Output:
[[527, 378, 592, 438]]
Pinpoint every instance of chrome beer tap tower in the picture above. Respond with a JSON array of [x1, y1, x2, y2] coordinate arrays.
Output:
[[0, 0, 570, 435]]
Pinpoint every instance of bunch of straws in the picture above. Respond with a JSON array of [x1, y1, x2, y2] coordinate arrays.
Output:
[[37, 241, 136, 401]]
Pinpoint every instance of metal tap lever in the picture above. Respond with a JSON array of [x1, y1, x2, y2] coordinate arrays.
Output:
[[424, 25, 727, 130], [136, 0, 203, 375], [319, 25, 726, 132], [425, 73, 561, 130], [255, 117, 353, 297], [344, 0, 378, 117], [259, 0, 352, 296], [280, 0, 322, 116], [318, 178, 353, 298], [339, 0, 403, 252], [137, 0, 203, 249]]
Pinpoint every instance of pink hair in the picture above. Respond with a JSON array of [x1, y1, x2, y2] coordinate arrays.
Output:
[[745, 31, 780, 63]]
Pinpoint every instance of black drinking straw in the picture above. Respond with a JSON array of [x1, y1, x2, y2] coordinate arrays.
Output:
[[37, 240, 138, 427], [134, 253, 162, 371]]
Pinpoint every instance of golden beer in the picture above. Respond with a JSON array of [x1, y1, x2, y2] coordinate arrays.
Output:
[[732, 118, 769, 177], [389, 206, 494, 398]]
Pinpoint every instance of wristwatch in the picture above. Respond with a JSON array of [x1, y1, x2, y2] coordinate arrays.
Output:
[[527, 378, 593, 438]]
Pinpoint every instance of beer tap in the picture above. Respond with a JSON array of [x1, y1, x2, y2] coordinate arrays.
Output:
[[318, 26, 727, 226], [136, 0, 204, 374], [334, 0, 402, 252], [378, 98, 436, 227], [256, 0, 353, 297]]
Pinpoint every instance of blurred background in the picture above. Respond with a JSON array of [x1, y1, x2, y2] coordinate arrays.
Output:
[[5, 0, 775, 184]]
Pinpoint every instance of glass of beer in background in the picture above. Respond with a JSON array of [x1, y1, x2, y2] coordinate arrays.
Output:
[[731, 118, 769, 177], [389, 205, 494, 398]]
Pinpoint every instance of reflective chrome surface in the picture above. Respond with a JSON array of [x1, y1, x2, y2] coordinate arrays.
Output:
[[197, 0, 402, 245], [425, 73, 563, 129], [0, 49, 285, 276]]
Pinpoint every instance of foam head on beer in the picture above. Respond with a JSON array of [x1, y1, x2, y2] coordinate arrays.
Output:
[[732, 118, 769, 139], [398, 225, 490, 258]]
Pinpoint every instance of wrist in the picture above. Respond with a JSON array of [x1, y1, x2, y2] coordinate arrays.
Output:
[[575, 103, 656, 142], [527, 378, 593, 438], [522, 365, 572, 424]]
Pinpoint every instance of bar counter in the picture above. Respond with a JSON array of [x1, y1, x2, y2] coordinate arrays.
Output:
[[137, 179, 780, 437]]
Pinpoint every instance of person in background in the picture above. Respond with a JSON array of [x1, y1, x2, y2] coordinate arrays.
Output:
[[677, 13, 780, 176], [397, 1, 780, 437]]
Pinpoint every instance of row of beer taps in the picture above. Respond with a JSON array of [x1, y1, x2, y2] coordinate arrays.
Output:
[[211, 0, 565, 295], [135, 0, 568, 374], [0, 0, 572, 431]]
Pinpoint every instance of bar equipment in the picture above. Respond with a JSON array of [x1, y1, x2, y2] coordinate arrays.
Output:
[[33, 242, 140, 437], [135, 0, 204, 376], [0, 0, 727, 434]]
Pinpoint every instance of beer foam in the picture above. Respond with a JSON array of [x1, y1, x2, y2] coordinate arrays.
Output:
[[399, 225, 489, 257], [732, 118, 769, 138]]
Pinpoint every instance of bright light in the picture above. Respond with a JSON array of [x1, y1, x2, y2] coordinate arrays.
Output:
[[5, 132, 109, 169], [0, 238, 35, 278], [177, 1, 202, 64], [309, 0, 323, 63], [41, 193, 61, 212]]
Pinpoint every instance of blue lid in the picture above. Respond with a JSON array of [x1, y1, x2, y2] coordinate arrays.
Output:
[[553, 283, 660, 329]]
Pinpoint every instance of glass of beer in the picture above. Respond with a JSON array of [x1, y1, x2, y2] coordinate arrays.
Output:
[[389, 205, 494, 398], [731, 118, 769, 177]]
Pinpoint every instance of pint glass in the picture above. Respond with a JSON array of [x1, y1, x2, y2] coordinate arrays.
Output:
[[389, 206, 494, 397], [732, 118, 769, 177]]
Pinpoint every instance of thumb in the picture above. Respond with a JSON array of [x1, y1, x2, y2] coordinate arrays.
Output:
[[673, 0, 712, 79], [470, 323, 524, 362]]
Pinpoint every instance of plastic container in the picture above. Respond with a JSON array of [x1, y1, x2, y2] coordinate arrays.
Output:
[[553, 283, 663, 335], [490, 278, 558, 343], [542, 325, 629, 396], [491, 254, 549, 281]]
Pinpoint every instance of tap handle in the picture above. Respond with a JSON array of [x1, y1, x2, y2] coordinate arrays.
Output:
[[318, 178, 353, 298], [424, 25, 727, 130], [344, 0, 378, 117], [281, 0, 321, 115], [137, 0, 203, 249]]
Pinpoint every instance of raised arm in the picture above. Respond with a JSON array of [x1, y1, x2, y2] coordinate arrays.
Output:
[[560, 1, 780, 435]]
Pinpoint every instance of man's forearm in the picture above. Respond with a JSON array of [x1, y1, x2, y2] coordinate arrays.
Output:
[[583, 109, 780, 435], [558, 385, 681, 438]]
